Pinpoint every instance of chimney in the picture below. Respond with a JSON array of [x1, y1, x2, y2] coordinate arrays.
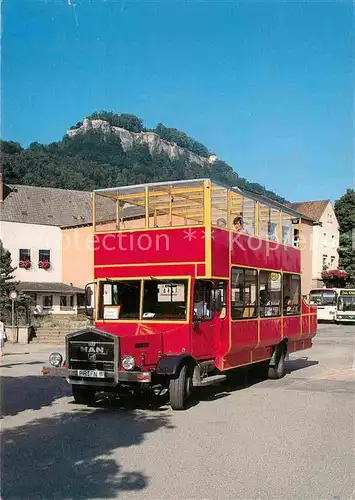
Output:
[[0, 164, 3, 203]]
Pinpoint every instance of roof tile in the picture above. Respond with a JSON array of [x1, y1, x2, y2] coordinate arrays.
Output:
[[287, 200, 330, 221]]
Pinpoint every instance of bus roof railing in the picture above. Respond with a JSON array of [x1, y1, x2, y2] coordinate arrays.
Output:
[[93, 178, 304, 219]]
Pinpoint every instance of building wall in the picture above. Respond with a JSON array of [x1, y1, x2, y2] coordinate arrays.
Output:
[[299, 220, 314, 296], [312, 202, 339, 282], [36, 293, 78, 315], [62, 225, 94, 288], [1, 221, 62, 282]]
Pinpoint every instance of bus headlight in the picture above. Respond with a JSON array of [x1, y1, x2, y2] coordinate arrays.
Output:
[[49, 352, 63, 367], [122, 355, 135, 371]]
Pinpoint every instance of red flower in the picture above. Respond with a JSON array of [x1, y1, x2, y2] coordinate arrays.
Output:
[[321, 269, 349, 280], [39, 260, 50, 270], [19, 259, 31, 269]]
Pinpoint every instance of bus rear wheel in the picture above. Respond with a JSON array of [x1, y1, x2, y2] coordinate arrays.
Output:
[[72, 385, 96, 405], [169, 364, 192, 410], [268, 349, 286, 380]]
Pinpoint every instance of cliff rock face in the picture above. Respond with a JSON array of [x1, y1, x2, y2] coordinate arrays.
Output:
[[67, 119, 207, 166]]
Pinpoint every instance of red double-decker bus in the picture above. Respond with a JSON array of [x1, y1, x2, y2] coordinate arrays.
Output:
[[43, 179, 317, 410]]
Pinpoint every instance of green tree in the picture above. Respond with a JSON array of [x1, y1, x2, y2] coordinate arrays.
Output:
[[334, 189, 355, 277], [86, 111, 144, 132], [0, 240, 17, 309]]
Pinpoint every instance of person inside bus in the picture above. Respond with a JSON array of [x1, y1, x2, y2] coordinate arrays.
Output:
[[283, 296, 292, 314], [216, 218, 227, 228], [194, 283, 211, 320], [260, 289, 272, 316]]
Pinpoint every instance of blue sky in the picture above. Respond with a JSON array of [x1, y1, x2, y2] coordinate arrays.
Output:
[[2, 0, 353, 202]]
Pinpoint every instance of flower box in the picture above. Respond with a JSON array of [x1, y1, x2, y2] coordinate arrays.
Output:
[[39, 260, 51, 270], [321, 269, 349, 288], [19, 260, 31, 269], [321, 269, 349, 280]]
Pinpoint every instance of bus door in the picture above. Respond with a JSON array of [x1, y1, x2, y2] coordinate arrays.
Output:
[[191, 280, 226, 358]]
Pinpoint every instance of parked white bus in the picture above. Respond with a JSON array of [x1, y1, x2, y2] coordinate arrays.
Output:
[[308, 288, 340, 322], [335, 289, 355, 323]]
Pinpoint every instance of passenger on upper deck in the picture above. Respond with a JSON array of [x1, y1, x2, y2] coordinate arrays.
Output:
[[216, 218, 227, 228], [233, 216, 246, 233]]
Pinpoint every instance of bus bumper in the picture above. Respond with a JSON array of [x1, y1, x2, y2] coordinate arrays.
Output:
[[41, 365, 151, 383]]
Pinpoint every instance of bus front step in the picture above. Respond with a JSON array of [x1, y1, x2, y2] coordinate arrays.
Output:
[[195, 374, 226, 387]]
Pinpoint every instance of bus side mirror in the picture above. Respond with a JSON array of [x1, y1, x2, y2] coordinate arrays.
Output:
[[85, 283, 95, 320]]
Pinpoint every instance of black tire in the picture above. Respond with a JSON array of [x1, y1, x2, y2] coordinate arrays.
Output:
[[268, 349, 286, 380], [72, 385, 96, 405], [169, 364, 192, 410]]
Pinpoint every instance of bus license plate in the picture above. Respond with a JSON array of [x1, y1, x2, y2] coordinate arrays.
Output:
[[77, 370, 105, 378]]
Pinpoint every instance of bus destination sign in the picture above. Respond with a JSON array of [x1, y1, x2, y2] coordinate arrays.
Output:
[[340, 290, 355, 296]]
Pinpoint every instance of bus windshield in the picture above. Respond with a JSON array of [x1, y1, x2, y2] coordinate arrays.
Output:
[[337, 295, 355, 312], [98, 279, 188, 321], [309, 290, 337, 306]]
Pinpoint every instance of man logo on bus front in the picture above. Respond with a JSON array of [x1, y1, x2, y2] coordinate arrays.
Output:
[[80, 345, 108, 356]]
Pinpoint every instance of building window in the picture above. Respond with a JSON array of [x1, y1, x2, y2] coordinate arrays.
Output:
[[39, 249, 51, 269], [322, 255, 328, 270], [330, 256, 335, 268], [231, 267, 258, 319], [331, 235, 335, 248], [19, 249, 30, 261], [259, 270, 281, 317], [327, 213, 332, 223], [282, 213, 292, 246], [323, 233, 327, 247], [283, 274, 301, 315], [293, 228, 300, 247], [259, 204, 270, 240], [60, 296, 67, 307], [19, 249, 31, 269], [39, 249, 50, 262], [43, 295, 53, 308], [70, 295, 74, 307]]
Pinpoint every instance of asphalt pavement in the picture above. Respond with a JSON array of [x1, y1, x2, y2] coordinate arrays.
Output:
[[1, 323, 354, 500]]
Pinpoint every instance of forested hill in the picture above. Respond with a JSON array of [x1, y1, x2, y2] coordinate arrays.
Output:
[[0, 111, 286, 203]]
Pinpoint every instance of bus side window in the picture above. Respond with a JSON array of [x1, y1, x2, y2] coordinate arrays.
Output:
[[283, 274, 301, 315], [231, 268, 258, 319]]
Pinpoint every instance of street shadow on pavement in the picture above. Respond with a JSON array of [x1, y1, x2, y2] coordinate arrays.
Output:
[[1, 375, 71, 418], [284, 357, 319, 374], [1, 405, 174, 500], [195, 357, 319, 404]]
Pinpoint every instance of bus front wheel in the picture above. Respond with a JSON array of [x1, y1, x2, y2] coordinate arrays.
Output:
[[169, 364, 192, 410]]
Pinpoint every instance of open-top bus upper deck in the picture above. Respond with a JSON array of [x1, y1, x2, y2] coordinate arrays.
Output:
[[92, 178, 303, 280]]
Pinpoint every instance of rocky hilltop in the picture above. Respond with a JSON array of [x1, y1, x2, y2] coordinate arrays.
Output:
[[1, 110, 286, 202], [67, 118, 209, 167]]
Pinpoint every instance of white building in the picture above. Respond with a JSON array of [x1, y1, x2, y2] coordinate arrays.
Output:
[[288, 200, 340, 289], [0, 173, 93, 314]]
